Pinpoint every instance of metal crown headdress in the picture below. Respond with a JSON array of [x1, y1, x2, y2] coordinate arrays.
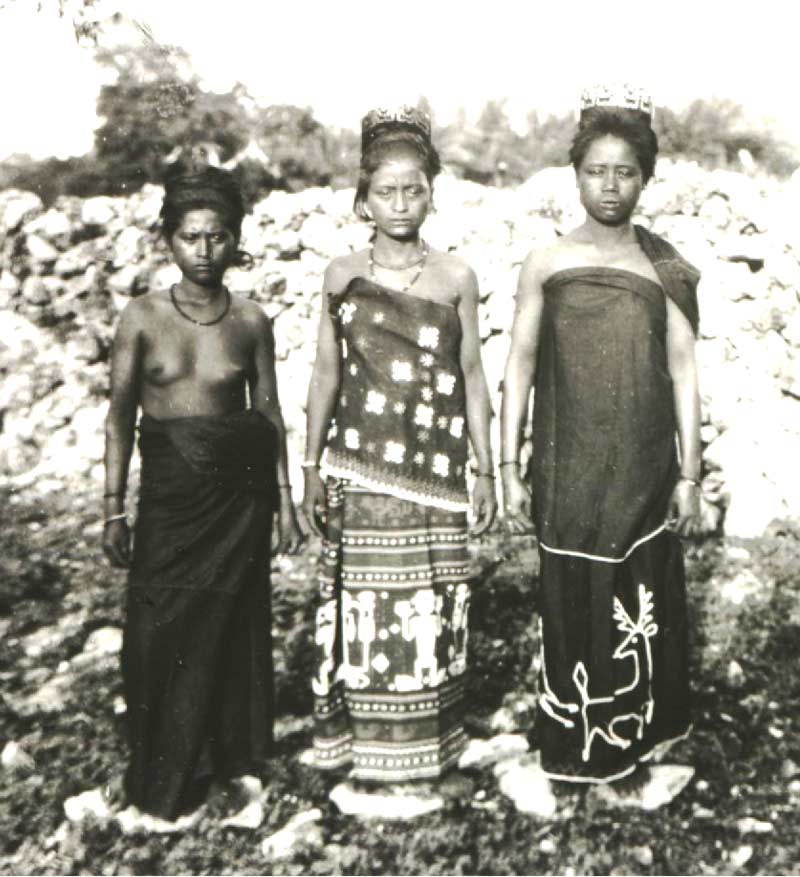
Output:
[[361, 105, 432, 150], [579, 83, 654, 119]]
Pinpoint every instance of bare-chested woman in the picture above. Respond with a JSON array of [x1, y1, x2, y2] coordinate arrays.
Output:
[[103, 167, 302, 828]]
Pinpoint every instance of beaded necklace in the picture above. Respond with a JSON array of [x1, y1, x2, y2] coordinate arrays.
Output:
[[368, 241, 429, 293], [169, 285, 231, 327]]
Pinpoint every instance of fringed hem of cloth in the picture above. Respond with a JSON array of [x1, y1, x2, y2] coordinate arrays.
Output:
[[322, 450, 470, 512]]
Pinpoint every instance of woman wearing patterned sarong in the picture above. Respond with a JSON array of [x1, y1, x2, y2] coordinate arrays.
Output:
[[302, 106, 496, 798], [103, 167, 302, 828], [501, 86, 701, 805]]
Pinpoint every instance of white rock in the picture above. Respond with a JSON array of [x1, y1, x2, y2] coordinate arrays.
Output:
[[24, 208, 73, 247], [721, 570, 767, 605], [727, 660, 745, 687], [25, 234, 60, 263], [729, 845, 753, 868], [494, 753, 557, 818], [299, 212, 347, 259], [459, 734, 529, 770], [329, 782, 443, 819], [81, 196, 119, 227], [1, 741, 36, 774], [736, 816, 773, 835], [261, 808, 323, 858], [64, 787, 113, 823], [1, 189, 43, 232]]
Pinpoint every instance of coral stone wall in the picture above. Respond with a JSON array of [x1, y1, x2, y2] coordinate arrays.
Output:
[[2, 158, 799, 538]]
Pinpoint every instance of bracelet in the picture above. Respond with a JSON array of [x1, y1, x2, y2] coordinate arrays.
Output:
[[278, 483, 292, 489], [471, 469, 495, 479], [301, 461, 320, 469], [679, 475, 700, 487], [499, 461, 519, 468], [103, 513, 128, 526]]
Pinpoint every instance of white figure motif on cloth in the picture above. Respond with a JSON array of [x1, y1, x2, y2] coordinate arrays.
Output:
[[312, 600, 338, 696], [340, 590, 377, 689], [393, 589, 444, 691], [448, 582, 470, 675], [538, 585, 659, 762]]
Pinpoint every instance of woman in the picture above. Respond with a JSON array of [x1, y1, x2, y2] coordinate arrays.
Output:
[[302, 106, 496, 800], [501, 86, 701, 800], [103, 166, 303, 827]]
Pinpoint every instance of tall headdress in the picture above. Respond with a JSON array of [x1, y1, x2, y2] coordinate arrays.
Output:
[[579, 83, 654, 124], [361, 105, 432, 152]]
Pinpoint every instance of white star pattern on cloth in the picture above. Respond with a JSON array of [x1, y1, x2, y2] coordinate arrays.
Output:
[[365, 391, 386, 414], [373, 312, 385, 324], [391, 360, 413, 382], [413, 451, 425, 465], [418, 326, 440, 349], [414, 404, 434, 428], [419, 353, 435, 368], [417, 429, 430, 443], [366, 441, 376, 453], [450, 416, 464, 438], [436, 373, 456, 395], [432, 453, 450, 478], [345, 428, 360, 449], [421, 387, 434, 402], [437, 416, 449, 429], [393, 401, 407, 414], [384, 441, 405, 464], [349, 363, 358, 376], [339, 302, 357, 324]]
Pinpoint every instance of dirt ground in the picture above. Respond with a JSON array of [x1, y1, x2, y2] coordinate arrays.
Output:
[[1, 486, 799, 876]]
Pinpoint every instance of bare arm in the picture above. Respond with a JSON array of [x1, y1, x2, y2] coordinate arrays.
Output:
[[302, 261, 345, 536], [666, 297, 702, 536], [249, 309, 303, 554], [500, 252, 546, 531], [456, 264, 497, 536], [103, 303, 142, 567]]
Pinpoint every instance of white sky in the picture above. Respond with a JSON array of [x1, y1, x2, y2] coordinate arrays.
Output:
[[0, 0, 797, 161]]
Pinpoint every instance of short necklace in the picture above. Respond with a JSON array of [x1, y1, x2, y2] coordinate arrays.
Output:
[[369, 241, 429, 293], [169, 284, 231, 326]]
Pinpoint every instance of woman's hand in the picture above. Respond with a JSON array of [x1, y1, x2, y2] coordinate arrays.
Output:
[[669, 479, 701, 538], [502, 468, 534, 535], [301, 468, 327, 538], [274, 501, 305, 556], [470, 474, 497, 538], [103, 519, 132, 568]]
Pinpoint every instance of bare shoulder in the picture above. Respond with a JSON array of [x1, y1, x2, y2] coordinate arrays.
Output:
[[324, 251, 365, 293], [426, 249, 477, 305], [115, 290, 165, 334], [231, 293, 270, 328], [518, 240, 566, 290]]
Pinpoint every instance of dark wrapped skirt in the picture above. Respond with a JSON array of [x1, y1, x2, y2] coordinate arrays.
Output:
[[122, 411, 276, 820]]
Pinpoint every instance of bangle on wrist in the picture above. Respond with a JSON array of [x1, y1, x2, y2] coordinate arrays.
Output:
[[679, 475, 700, 487], [301, 460, 320, 469], [499, 461, 518, 468], [103, 513, 127, 526], [278, 483, 292, 489]]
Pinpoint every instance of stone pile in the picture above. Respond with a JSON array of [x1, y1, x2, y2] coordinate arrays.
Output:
[[1, 158, 799, 538]]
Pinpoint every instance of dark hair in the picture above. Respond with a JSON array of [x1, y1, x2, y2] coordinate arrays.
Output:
[[353, 131, 442, 221], [160, 166, 246, 244], [569, 107, 659, 184]]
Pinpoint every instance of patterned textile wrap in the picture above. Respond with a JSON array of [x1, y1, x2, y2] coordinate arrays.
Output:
[[312, 479, 472, 782], [322, 277, 470, 512], [530, 260, 698, 782], [123, 410, 277, 820]]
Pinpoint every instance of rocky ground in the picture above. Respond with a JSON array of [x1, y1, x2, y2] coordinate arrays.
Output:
[[1, 483, 799, 876]]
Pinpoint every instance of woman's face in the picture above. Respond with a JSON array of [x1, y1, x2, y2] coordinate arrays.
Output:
[[170, 208, 237, 286], [366, 152, 432, 240], [577, 134, 643, 227]]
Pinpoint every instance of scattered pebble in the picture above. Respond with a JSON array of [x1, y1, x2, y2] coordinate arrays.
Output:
[[729, 844, 753, 868], [736, 817, 773, 835], [727, 660, 745, 687], [1, 741, 36, 775], [539, 837, 556, 855], [633, 845, 654, 867], [261, 808, 323, 859]]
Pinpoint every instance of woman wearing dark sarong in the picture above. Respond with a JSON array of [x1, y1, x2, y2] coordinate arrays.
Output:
[[302, 107, 496, 809], [501, 86, 701, 805], [103, 167, 302, 828]]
